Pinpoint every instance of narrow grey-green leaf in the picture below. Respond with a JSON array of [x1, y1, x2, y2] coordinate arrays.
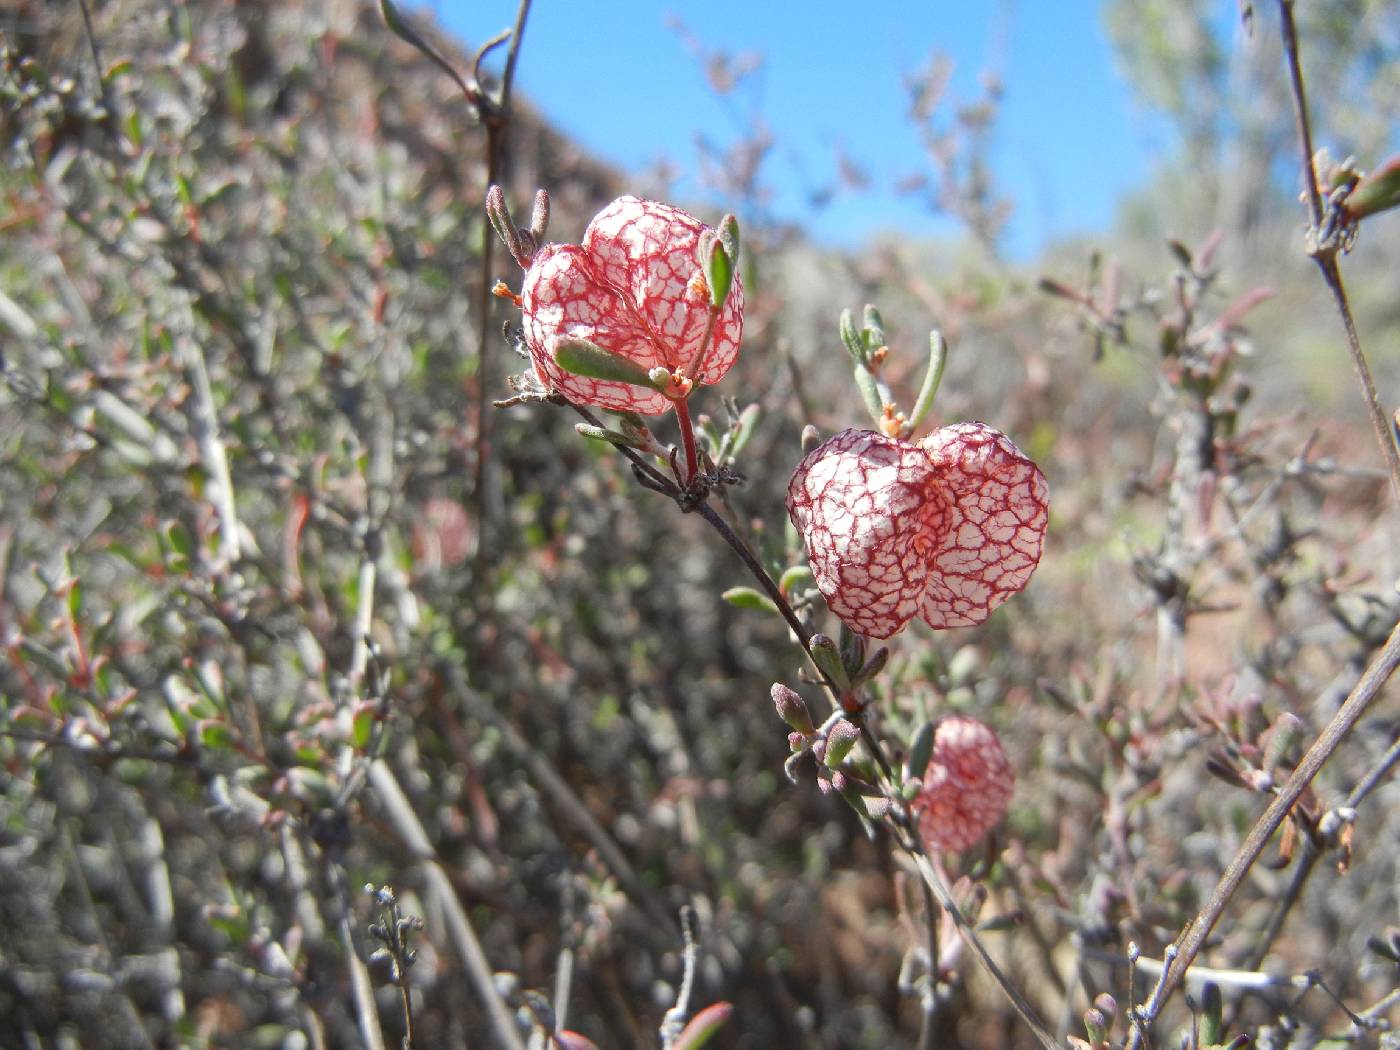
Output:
[[721, 587, 780, 615], [672, 1002, 734, 1050], [573, 422, 633, 448], [838, 308, 867, 365], [1346, 155, 1400, 220], [853, 364, 884, 424], [852, 646, 889, 687], [703, 238, 733, 309], [905, 329, 948, 434], [379, 0, 475, 101], [778, 565, 814, 594], [717, 214, 740, 265], [554, 339, 662, 390], [905, 721, 935, 781], [728, 402, 761, 458], [809, 633, 852, 691]]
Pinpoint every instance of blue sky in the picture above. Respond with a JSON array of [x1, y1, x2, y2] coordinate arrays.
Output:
[[428, 1, 1169, 259]]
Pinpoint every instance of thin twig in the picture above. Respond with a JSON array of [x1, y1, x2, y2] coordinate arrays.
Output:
[[1241, 837, 1318, 976], [1082, 944, 1315, 993], [1235, 728, 1400, 992], [916, 874, 940, 1050], [550, 944, 575, 1036], [1312, 256, 1400, 502], [319, 837, 389, 1050], [339, 908, 388, 1050], [74, 0, 124, 150], [1345, 731, 1400, 807], [659, 906, 699, 1049], [1128, 619, 1400, 1044], [448, 672, 677, 936], [473, 0, 534, 564], [494, 1, 532, 119], [368, 760, 527, 1050], [911, 854, 1059, 1050], [1276, 0, 1400, 502], [1277, 2, 1322, 230], [176, 332, 243, 569]]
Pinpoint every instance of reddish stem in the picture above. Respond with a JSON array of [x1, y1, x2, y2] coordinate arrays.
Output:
[[671, 395, 701, 485]]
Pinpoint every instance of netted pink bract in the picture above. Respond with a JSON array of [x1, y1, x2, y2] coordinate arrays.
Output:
[[521, 196, 744, 414], [786, 424, 1048, 639], [912, 716, 1015, 853]]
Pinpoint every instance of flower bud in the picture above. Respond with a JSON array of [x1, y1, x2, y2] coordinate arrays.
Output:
[[1199, 981, 1223, 1045], [824, 719, 860, 769], [771, 683, 815, 735], [1083, 1007, 1108, 1045], [1261, 710, 1304, 771]]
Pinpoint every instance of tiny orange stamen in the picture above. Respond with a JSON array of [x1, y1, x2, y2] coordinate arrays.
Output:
[[686, 269, 709, 302], [492, 281, 522, 307]]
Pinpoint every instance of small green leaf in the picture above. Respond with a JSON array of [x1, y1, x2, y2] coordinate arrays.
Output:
[[771, 684, 815, 735], [906, 329, 948, 434], [198, 720, 237, 750], [124, 108, 144, 149], [809, 634, 851, 691], [163, 520, 194, 561], [672, 1002, 734, 1050], [837, 781, 873, 820], [727, 402, 761, 458], [717, 215, 740, 267], [379, 0, 475, 101], [851, 646, 889, 687], [824, 720, 860, 768], [861, 304, 886, 354], [838, 308, 867, 365], [1166, 239, 1193, 269], [574, 422, 633, 448], [853, 364, 884, 424], [352, 706, 375, 750], [702, 237, 733, 310], [287, 767, 334, 805], [838, 624, 865, 677], [1365, 932, 1400, 964], [1345, 154, 1400, 220], [721, 587, 780, 615], [698, 413, 723, 453], [1199, 982, 1223, 1045], [905, 722, 935, 781], [778, 565, 813, 594], [554, 339, 663, 390], [205, 907, 250, 945]]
